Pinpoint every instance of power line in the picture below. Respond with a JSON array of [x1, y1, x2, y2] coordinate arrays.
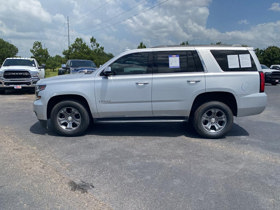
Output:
[[77, 0, 148, 33], [99, 0, 148, 25], [77, 1, 111, 21], [83, 0, 170, 34]]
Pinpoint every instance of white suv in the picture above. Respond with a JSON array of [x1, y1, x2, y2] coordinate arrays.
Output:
[[34, 46, 267, 138]]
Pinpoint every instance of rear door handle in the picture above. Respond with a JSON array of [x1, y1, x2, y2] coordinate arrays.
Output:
[[187, 80, 201, 84], [136, 82, 149, 86]]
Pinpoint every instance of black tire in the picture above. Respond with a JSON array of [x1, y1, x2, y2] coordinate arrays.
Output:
[[0, 89, 5, 94], [193, 101, 233, 139], [271, 82, 277, 86], [50, 100, 90, 136]]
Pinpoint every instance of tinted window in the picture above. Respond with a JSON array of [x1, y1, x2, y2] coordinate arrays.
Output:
[[70, 60, 96, 68], [271, 66, 280, 70], [3, 59, 35, 67], [211, 50, 257, 72], [110, 53, 150, 75], [154, 51, 203, 73]]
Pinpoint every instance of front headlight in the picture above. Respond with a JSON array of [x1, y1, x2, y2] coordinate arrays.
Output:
[[35, 84, 46, 99], [31, 71, 39, 77], [0, 71, 3, 78]]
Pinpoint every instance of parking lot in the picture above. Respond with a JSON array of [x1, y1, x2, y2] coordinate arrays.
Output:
[[0, 85, 280, 210]]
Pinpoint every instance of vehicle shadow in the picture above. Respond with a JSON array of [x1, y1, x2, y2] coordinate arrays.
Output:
[[0, 89, 35, 95], [30, 121, 57, 136], [30, 121, 249, 138]]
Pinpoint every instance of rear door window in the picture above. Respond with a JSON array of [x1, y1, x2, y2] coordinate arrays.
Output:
[[154, 51, 203, 73], [211, 50, 257, 71]]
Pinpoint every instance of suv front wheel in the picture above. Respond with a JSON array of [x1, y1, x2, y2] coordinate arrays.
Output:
[[193, 101, 233, 139], [50, 100, 90, 136]]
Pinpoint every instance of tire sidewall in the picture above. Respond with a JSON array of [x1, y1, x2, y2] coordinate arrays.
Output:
[[193, 101, 233, 139], [50, 100, 90, 136]]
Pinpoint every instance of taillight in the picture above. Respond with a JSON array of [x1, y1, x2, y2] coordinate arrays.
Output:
[[259, 71, 265, 92]]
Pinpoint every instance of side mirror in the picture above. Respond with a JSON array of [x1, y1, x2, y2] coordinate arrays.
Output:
[[103, 66, 114, 76], [39, 64, 46, 69]]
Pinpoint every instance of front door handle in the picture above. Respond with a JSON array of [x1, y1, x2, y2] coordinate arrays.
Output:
[[187, 80, 201, 84], [136, 82, 149, 86]]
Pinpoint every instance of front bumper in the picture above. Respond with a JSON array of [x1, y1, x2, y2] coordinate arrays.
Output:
[[0, 77, 40, 88], [33, 98, 47, 121]]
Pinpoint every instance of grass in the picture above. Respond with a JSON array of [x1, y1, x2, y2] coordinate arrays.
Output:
[[45, 69, 59, 78]]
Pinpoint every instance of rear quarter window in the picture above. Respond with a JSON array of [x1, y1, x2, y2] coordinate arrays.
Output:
[[211, 50, 257, 72]]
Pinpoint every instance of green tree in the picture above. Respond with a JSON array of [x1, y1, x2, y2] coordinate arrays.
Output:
[[63, 37, 113, 67], [255, 48, 265, 64], [46, 55, 66, 71], [90, 37, 100, 50], [211, 41, 223, 45], [89, 36, 113, 66], [0, 38, 18, 64], [90, 36, 105, 54], [260, 46, 280, 67], [63, 38, 92, 60], [180, 41, 189, 46], [137, 42, 146, 49], [30, 41, 50, 65]]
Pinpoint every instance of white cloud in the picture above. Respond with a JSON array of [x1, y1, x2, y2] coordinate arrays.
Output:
[[0, 0, 52, 23], [269, 2, 280, 12], [121, 0, 280, 49], [0, 0, 67, 56], [207, 21, 280, 48], [123, 0, 211, 47]]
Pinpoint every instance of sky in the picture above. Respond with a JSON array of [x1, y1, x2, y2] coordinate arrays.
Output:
[[0, 0, 279, 58]]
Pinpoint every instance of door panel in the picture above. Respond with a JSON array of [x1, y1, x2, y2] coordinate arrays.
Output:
[[95, 75, 152, 117], [95, 52, 152, 118], [152, 50, 206, 116], [152, 73, 205, 116]]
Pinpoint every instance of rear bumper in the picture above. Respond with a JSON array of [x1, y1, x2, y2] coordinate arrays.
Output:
[[237, 92, 267, 117]]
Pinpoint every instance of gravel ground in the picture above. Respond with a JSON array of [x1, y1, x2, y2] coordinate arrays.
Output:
[[0, 86, 280, 210], [0, 126, 111, 210]]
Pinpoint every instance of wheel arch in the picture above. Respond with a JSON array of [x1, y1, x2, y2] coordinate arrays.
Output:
[[190, 92, 237, 118], [47, 94, 92, 119]]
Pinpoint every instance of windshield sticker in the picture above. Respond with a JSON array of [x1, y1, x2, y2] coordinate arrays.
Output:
[[239, 54, 252, 68], [169, 55, 180, 68], [227, 55, 240, 68]]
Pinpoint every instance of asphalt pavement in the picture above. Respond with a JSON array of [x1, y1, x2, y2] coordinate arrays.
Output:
[[0, 85, 280, 210]]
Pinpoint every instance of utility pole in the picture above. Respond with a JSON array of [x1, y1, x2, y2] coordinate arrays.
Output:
[[67, 16, 70, 49]]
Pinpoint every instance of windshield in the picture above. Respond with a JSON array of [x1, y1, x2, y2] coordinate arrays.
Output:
[[261, 64, 269, 69], [70, 60, 96, 68], [271, 66, 280, 70], [3, 59, 36, 67]]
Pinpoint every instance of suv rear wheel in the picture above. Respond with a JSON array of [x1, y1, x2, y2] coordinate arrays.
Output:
[[50, 100, 90, 136], [193, 101, 233, 138]]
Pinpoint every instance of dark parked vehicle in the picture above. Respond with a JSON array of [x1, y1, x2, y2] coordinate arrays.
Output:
[[58, 59, 97, 75], [261, 64, 280, 85]]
